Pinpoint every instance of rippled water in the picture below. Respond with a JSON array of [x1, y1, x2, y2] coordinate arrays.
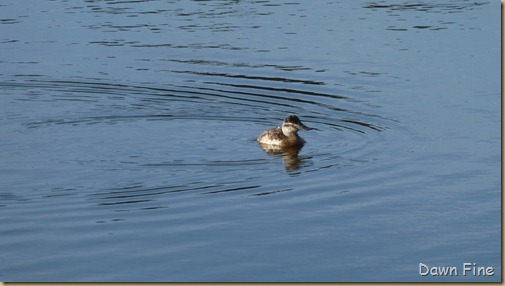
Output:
[[0, 0, 500, 282]]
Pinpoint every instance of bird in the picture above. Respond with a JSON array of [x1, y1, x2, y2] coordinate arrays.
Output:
[[257, 115, 317, 147]]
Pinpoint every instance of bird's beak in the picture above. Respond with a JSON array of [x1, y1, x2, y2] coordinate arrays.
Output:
[[299, 123, 318, 131]]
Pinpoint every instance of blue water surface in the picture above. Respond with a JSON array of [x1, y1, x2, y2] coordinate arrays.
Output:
[[0, 0, 500, 282]]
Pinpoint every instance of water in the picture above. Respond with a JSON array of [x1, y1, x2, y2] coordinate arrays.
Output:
[[0, 0, 500, 282]]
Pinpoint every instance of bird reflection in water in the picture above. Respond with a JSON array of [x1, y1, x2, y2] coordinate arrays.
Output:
[[258, 143, 305, 171]]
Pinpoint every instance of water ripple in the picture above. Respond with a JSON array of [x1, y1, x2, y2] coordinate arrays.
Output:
[[1, 74, 395, 212], [2, 77, 390, 135]]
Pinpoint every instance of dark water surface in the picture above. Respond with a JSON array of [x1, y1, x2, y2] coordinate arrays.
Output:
[[0, 0, 500, 282]]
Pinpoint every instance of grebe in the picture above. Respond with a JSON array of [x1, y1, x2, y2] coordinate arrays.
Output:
[[257, 115, 317, 147]]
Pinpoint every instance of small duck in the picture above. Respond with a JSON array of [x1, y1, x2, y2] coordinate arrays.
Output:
[[257, 115, 317, 147]]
